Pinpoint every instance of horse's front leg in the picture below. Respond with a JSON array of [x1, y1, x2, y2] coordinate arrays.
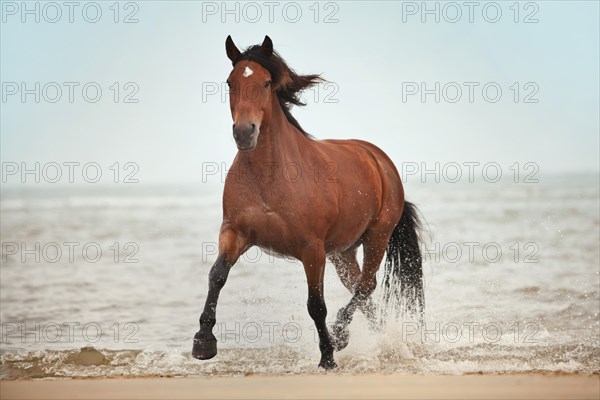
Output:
[[192, 227, 247, 360], [302, 242, 336, 369]]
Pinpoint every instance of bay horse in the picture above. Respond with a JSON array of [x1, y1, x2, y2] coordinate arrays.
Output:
[[192, 35, 424, 369]]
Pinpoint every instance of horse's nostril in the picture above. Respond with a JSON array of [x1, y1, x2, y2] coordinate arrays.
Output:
[[250, 123, 256, 130], [232, 124, 236, 129]]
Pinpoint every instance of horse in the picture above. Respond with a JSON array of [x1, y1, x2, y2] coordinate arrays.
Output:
[[192, 35, 424, 369]]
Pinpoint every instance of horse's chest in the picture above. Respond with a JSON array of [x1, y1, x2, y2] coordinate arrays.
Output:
[[235, 204, 301, 249]]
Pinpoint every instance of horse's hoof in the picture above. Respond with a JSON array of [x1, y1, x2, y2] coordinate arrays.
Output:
[[318, 358, 338, 370], [332, 323, 350, 352], [192, 333, 217, 360]]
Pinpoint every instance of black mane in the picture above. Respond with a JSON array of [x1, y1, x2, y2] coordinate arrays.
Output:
[[232, 45, 322, 137]]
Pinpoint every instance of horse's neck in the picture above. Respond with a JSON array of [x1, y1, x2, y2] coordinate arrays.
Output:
[[243, 98, 305, 165]]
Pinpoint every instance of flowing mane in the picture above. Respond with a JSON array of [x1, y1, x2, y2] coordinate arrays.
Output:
[[231, 45, 322, 137]]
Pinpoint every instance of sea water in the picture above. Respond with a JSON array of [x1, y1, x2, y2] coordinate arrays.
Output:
[[1, 175, 598, 378]]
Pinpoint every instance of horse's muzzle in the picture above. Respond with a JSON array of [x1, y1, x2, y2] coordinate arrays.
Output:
[[233, 122, 259, 151]]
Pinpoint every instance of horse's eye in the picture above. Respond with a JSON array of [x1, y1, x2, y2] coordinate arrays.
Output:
[[264, 80, 271, 88]]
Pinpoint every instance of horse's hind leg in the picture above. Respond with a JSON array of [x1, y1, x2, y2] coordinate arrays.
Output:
[[332, 232, 389, 351], [329, 249, 360, 293], [192, 227, 247, 360], [329, 250, 377, 324]]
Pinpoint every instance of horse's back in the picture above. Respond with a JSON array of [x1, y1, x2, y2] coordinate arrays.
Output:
[[318, 138, 404, 203]]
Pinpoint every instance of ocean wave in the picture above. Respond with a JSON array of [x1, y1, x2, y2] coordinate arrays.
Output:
[[2, 339, 598, 380]]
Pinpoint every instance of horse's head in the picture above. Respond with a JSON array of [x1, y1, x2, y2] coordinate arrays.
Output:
[[225, 35, 275, 152]]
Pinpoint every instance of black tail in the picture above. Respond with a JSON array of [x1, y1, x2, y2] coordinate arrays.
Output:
[[382, 201, 424, 320]]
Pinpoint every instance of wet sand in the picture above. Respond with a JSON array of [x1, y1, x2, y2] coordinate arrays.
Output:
[[1, 373, 598, 400]]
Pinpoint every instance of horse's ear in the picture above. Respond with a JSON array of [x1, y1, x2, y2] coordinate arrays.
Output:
[[261, 35, 273, 58], [226, 35, 241, 62]]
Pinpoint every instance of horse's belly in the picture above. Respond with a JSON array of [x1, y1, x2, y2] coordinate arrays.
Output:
[[257, 245, 294, 260], [323, 225, 366, 255]]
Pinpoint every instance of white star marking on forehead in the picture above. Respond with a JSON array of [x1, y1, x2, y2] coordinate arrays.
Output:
[[243, 66, 254, 78]]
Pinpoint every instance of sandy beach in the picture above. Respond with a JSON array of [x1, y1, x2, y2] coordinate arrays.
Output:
[[1, 373, 598, 400]]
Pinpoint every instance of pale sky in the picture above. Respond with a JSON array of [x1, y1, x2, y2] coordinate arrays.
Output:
[[1, 1, 599, 186]]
